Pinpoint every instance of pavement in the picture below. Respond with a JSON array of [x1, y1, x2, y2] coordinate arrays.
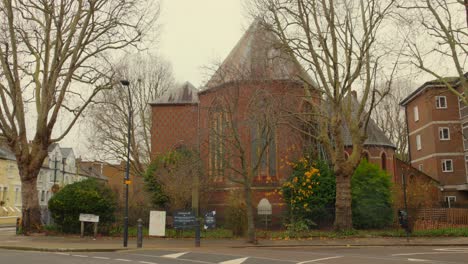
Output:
[[0, 230, 468, 252]]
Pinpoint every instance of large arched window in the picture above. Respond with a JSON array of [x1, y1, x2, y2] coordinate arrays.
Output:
[[249, 90, 277, 177], [381, 152, 387, 171], [209, 102, 227, 179]]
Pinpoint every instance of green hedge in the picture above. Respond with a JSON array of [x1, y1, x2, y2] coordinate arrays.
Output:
[[48, 179, 117, 233]]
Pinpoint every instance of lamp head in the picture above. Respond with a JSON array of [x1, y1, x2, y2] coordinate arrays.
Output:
[[120, 80, 130, 86]]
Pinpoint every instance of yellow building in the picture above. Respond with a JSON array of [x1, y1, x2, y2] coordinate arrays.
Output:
[[0, 146, 22, 217]]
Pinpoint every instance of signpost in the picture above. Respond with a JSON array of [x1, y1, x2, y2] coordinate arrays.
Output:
[[79, 213, 99, 239], [173, 210, 200, 247]]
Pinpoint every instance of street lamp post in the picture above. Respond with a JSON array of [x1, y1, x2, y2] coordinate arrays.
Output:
[[121, 80, 132, 248]]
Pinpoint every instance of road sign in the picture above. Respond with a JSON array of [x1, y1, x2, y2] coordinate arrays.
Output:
[[79, 213, 99, 223]]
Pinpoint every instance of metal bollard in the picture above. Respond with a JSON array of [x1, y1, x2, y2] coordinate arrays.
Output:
[[16, 217, 20, 235], [195, 220, 200, 247], [137, 219, 143, 248]]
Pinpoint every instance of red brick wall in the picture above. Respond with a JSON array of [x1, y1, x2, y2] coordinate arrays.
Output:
[[198, 80, 310, 185], [346, 146, 396, 179], [151, 104, 199, 156], [405, 87, 466, 188]]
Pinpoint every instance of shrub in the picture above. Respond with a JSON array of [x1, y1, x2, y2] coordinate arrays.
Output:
[[48, 179, 117, 233], [224, 190, 247, 237], [144, 147, 205, 212], [281, 158, 393, 230], [351, 160, 393, 229], [144, 159, 169, 209], [281, 158, 335, 228]]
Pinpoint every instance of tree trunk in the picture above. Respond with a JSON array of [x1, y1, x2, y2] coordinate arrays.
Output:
[[334, 169, 353, 230], [244, 184, 256, 244], [20, 176, 42, 234]]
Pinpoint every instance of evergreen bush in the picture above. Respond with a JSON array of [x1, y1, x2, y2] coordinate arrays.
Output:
[[48, 179, 117, 233], [351, 160, 393, 229]]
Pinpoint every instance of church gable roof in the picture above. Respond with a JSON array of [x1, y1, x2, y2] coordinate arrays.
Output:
[[150, 82, 199, 105], [204, 19, 315, 89]]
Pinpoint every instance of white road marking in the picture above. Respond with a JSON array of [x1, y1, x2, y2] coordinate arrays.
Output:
[[297, 256, 343, 263], [218, 257, 249, 264], [391, 251, 468, 257], [71, 254, 88, 258], [162, 252, 188, 259], [139, 262, 158, 264], [93, 256, 110, 260], [434, 248, 468, 252], [54, 253, 70, 256], [408, 258, 428, 262], [114, 258, 132, 262]]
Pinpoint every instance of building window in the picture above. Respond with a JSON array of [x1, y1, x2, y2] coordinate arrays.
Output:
[[1, 187, 7, 203], [439, 127, 450, 140], [40, 190, 45, 202], [381, 152, 387, 171], [209, 110, 226, 178], [436, 96, 447, 109], [362, 151, 370, 161], [344, 152, 349, 160], [459, 97, 468, 118], [251, 124, 277, 177], [442, 159, 453, 172], [413, 106, 419, 122], [14, 187, 20, 205], [445, 196, 456, 207], [418, 164, 423, 171], [416, 134, 422, 150]]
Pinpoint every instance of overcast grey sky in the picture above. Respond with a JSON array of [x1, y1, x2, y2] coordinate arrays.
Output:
[[65, 0, 250, 158], [155, 0, 249, 87]]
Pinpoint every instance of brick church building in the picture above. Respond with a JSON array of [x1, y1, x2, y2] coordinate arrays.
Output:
[[150, 21, 398, 219]]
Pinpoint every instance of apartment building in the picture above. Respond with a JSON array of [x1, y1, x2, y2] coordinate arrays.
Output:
[[401, 76, 468, 205]]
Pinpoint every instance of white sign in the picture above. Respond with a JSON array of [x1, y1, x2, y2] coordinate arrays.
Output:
[[79, 214, 99, 223], [149, 211, 166, 237], [257, 198, 272, 215]]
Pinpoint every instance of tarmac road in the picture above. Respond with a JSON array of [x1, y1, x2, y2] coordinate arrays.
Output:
[[1, 246, 468, 264]]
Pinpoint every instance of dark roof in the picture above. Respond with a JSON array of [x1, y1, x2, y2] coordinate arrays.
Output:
[[60, 148, 73, 158], [203, 19, 316, 90], [47, 143, 59, 152], [329, 94, 396, 149], [77, 161, 107, 181], [342, 118, 396, 148], [150, 82, 199, 105], [400, 73, 468, 106], [0, 146, 15, 160]]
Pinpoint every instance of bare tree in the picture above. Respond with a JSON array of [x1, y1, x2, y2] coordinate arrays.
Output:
[[372, 79, 414, 161], [251, 0, 398, 229], [0, 0, 157, 232], [88, 53, 174, 177], [399, 0, 467, 103], [206, 84, 281, 243], [151, 147, 205, 212]]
